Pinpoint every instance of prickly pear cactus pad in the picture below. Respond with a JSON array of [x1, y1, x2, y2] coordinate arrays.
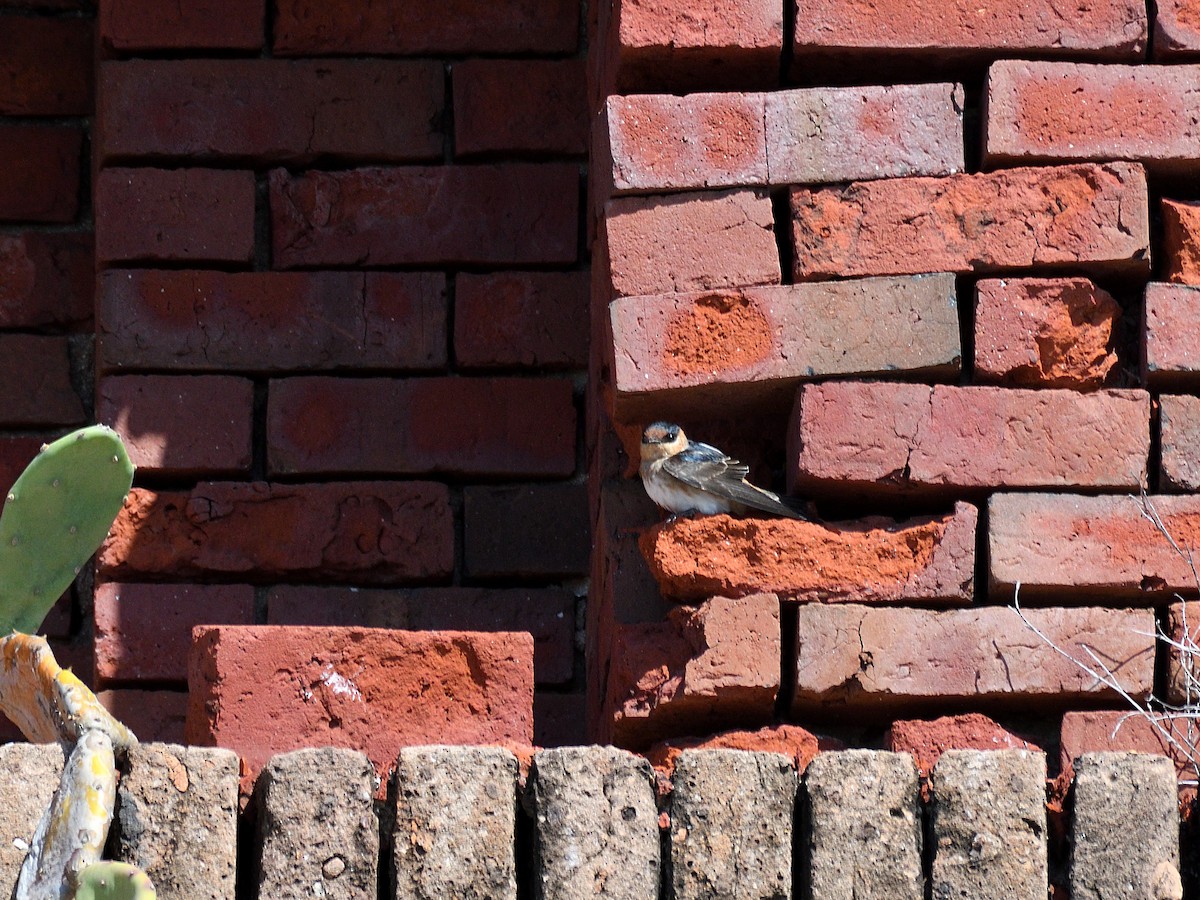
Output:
[[72, 862, 156, 900], [0, 426, 134, 636]]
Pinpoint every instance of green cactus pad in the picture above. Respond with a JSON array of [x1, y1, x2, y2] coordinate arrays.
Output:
[[73, 862, 156, 900], [0, 426, 133, 635]]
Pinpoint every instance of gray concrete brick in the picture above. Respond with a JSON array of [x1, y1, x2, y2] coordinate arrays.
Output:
[[0, 744, 62, 897], [669, 749, 796, 900], [113, 743, 240, 900], [1071, 752, 1181, 900], [930, 750, 1047, 900], [257, 747, 379, 900], [529, 747, 660, 900], [393, 746, 518, 900], [805, 750, 923, 900]]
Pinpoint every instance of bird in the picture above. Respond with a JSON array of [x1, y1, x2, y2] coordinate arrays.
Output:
[[639, 421, 809, 519]]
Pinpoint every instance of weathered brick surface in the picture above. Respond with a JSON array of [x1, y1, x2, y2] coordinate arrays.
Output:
[[792, 605, 1154, 714], [0, 125, 81, 222], [0, 334, 84, 426], [974, 278, 1120, 388], [790, 383, 1149, 495], [930, 751, 1048, 900], [100, 0, 264, 51], [790, 162, 1150, 280], [98, 270, 446, 373], [463, 483, 590, 579], [267, 377, 576, 477], [273, 0, 578, 55], [455, 271, 588, 369], [805, 751, 923, 900], [95, 168, 255, 265], [188, 626, 534, 793], [270, 165, 578, 267], [1154, 0, 1200, 58], [99, 60, 443, 164], [1162, 198, 1200, 285], [0, 744, 62, 897], [454, 59, 586, 157], [99, 689, 188, 744], [113, 744, 240, 900], [97, 375, 253, 475], [604, 189, 780, 298], [267, 585, 576, 685], [94, 582, 256, 684], [647, 724, 828, 792], [988, 493, 1200, 598], [606, 593, 780, 749], [1144, 283, 1200, 387], [1160, 395, 1200, 492], [609, 275, 961, 419], [1060, 711, 1193, 779], [1167, 601, 1200, 709], [986, 61, 1200, 175], [0, 231, 92, 329], [886, 713, 1042, 778], [640, 504, 975, 604], [0, 15, 92, 115], [99, 482, 454, 583]]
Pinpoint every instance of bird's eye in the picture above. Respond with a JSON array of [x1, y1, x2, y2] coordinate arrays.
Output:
[[666, 429, 678, 440]]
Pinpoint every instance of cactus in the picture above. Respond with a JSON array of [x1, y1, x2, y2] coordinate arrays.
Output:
[[71, 863, 156, 900], [0, 426, 133, 636]]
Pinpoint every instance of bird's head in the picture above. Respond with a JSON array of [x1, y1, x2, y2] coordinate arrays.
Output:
[[640, 421, 688, 461]]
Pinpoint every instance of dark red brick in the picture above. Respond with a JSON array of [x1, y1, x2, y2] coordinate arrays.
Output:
[[453, 59, 586, 157], [95, 168, 255, 265], [266, 584, 575, 685], [455, 271, 588, 369], [0, 125, 81, 222], [96, 375, 254, 476], [0, 435, 53, 494], [97, 270, 446, 373], [98, 482, 454, 583], [269, 165, 579, 268], [98, 690, 187, 745], [0, 15, 92, 115], [100, 0, 264, 52], [94, 582, 255, 684], [463, 483, 590, 579], [0, 231, 92, 330], [273, 0, 578, 55], [0, 335, 84, 426], [267, 377, 576, 477], [99, 60, 443, 164], [535, 692, 587, 747]]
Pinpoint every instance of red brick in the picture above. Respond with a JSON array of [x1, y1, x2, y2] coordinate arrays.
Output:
[[793, 605, 1154, 716], [464, 483, 589, 579], [885, 714, 1042, 779], [1059, 711, 1192, 780], [534, 693, 587, 748], [1165, 601, 1200, 706], [0, 125, 80, 222], [0, 15, 91, 115], [0, 231, 92, 330], [0, 436, 51, 494], [605, 189, 780, 298], [985, 61, 1200, 176], [267, 584, 575, 685], [98, 482, 454, 583], [98, 690, 187, 745], [608, 275, 961, 421], [789, 383, 1149, 496], [273, 0, 577, 55], [96, 375, 253, 476], [455, 271, 587, 370], [1143, 283, 1200, 387], [453, 59, 586, 157], [100, 0, 264, 52], [1162, 199, 1200, 285], [987, 492, 1200, 599], [603, 0, 783, 92], [1154, 0, 1200, 59], [94, 582, 255, 684], [0, 335, 84, 426], [95, 168, 255, 265], [646, 724, 831, 789], [1160, 395, 1200, 492], [99, 60, 442, 165], [974, 278, 1120, 388], [270, 164, 578, 268], [0, 0, 88, 7], [790, 162, 1150, 280], [97, 270, 446, 374], [640, 504, 975, 604], [605, 593, 780, 750], [186, 625, 534, 793], [593, 480, 671, 627], [793, 0, 1146, 70], [267, 377, 575, 477]]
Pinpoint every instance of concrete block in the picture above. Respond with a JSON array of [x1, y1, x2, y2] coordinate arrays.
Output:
[[0, 744, 62, 896]]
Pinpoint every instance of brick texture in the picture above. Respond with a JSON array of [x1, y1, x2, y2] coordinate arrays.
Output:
[[1060, 711, 1191, 780], [99, 690, 187, 745], [455, 272, 588, 370], [0, 232, 92, 330], [0, 125, 81, 222], [1143, 283, 1200, 387], [886, 714, 1042, 778], [1159, 395, 1200, 492], [99, 0, 264, 51], [454, 59, 587, 157], [463, 484, 590, 579], [1154, 0, 1200, 59], [0, 334, 84, 426], [1162, 198, 1200, 285], [0, 15, 92, 115]]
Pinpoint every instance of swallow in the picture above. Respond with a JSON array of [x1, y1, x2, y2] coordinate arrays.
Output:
[[639, 421, 808, 519]]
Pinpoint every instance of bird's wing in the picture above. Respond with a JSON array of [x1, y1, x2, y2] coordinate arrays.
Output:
[[663, 443, 807, 519]]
